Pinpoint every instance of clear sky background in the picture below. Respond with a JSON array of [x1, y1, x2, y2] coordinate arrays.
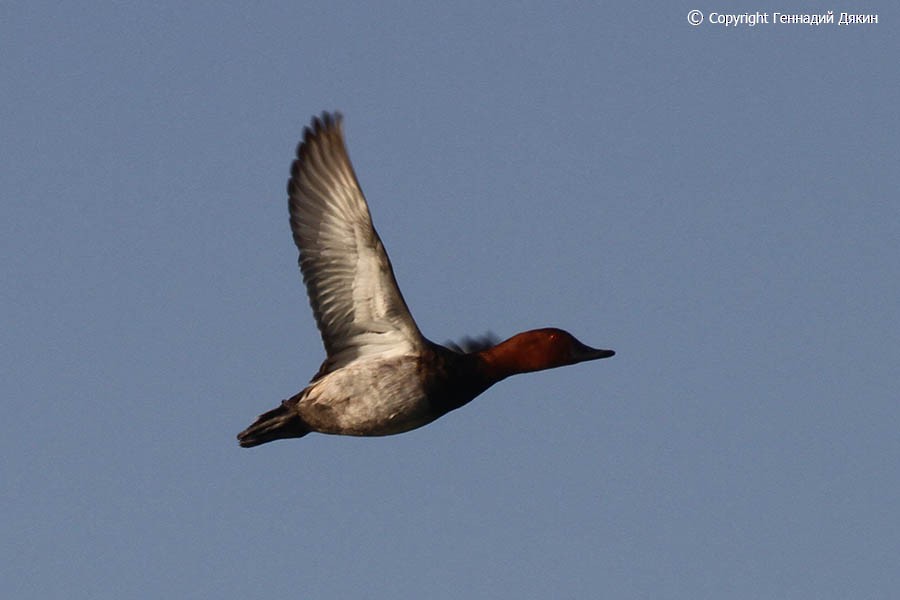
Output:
[[3, 3, 898, 598]]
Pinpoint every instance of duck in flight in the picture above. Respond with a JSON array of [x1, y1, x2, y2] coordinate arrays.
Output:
[[237, 113, 614, 447]]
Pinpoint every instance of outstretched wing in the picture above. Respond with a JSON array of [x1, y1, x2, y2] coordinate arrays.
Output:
[[287, 113, 426, 375]]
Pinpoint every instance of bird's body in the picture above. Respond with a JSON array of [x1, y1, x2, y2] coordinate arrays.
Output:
[[237, 113, 613, 447]]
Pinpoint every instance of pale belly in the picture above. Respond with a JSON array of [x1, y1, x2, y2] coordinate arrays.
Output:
[[296, 358, 438, 436]]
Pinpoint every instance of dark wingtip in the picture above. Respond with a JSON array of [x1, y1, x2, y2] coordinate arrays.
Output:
[[310, 111, 343, 137], [288, 110, 347, 198]]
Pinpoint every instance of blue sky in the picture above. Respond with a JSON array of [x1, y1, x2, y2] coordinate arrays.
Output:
[[3, 3, 898, 598]]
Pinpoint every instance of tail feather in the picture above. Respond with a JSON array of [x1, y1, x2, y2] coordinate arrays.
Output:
[[237, 400, 310, 448]]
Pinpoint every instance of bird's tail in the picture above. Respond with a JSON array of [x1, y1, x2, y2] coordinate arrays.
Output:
[[237, 398, 310, 448]]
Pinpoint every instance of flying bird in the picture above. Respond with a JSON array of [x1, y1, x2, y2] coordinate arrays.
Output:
[[237, 113, 614, 447]]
